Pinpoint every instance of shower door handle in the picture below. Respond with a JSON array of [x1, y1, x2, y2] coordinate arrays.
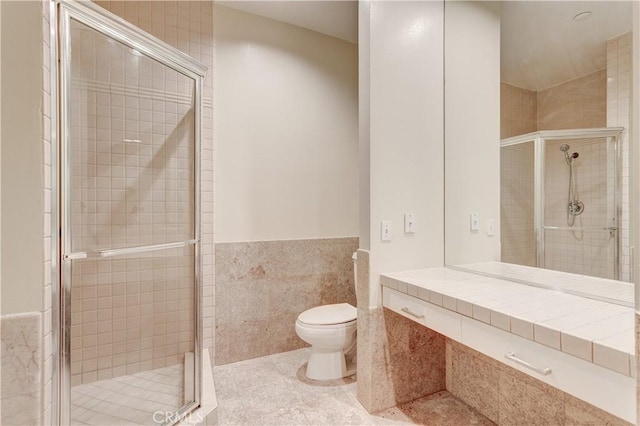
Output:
[[603, 227, 618, 231]]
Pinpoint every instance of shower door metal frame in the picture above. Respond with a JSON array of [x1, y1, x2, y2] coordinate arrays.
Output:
[[501, 127, 624, 280], [51, 1, 207, 425]]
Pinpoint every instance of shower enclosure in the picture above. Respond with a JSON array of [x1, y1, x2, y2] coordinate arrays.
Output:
[[52, 2, 206, 425], [500, 127, 624, 280]]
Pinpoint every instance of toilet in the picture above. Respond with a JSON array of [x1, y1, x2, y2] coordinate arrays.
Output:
[[295, 252, 358, 381]]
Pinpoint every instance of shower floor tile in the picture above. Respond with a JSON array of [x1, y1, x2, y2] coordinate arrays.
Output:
[[214, 348, 494, 426], [71, 364, 184, 425]]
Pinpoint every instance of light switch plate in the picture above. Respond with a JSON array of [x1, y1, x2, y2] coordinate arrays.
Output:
[[381, 221, 392, 241], [470, 213, 479, 232], [404, 213, 415, 234]]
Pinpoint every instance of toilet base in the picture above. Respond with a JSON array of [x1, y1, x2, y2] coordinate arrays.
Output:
[[305, 347, 355, 381]]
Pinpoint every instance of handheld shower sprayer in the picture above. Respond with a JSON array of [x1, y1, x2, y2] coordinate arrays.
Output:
[[559, 143, 584, 224]]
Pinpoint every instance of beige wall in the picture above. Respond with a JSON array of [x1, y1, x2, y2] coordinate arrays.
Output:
[[0, 1, 44, 315], [214, 5, 358, 243], [364, 0, 445, 307], [357, 0, 446, 412], [444, 1, 501, 266]]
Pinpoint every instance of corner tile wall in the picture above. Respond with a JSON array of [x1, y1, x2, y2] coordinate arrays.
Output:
[[41, 1, 54, 423], [500, 142, 536, 267], [68, 0, 214, 382], [500, 83, 537, 139], [355, 250, 446, 413], [214, 237, 358, 365], [537, 70, 607, 130], [446, 339, 632, 425], [606, 32, 632, 282]]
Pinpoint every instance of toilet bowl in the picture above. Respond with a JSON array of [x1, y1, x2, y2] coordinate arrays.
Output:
[[295, 303, 357, 380], [295, 252, 359, 381]]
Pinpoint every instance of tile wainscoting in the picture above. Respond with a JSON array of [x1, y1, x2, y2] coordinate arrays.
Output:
[[214, 237, 358, 365], [447, 339, 631, 425], [355, 249, 447, 413], [0, 312, 43, 425]]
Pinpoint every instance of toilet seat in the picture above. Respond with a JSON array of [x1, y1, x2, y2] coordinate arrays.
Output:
[[297, 303, 356, 326]]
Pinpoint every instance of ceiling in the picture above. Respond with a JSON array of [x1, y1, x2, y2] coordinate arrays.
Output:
[[217, 1, 358, 44], [218, 1, 632, 91], [501, 1, 633, 91]]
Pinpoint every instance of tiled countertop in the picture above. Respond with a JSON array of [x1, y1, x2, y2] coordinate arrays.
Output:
[[454, 261, 634, 307], [380, 267, 635, 377]]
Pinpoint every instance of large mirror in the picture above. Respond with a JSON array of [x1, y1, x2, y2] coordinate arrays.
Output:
[[444, 1, 636, 306]]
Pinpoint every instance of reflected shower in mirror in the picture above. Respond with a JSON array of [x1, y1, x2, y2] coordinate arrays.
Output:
[[500, 1, 632, 283], [444, 0, 636, 305]]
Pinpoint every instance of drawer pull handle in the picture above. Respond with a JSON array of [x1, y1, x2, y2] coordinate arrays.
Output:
[[505, 352, 552, 376], [401, 307, 425, 319]]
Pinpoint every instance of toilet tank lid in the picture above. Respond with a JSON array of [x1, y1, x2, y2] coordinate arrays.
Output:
[[298, 303, 357, 325]]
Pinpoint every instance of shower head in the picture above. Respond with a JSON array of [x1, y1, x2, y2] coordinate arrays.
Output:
[[559, 144, 570, 152]]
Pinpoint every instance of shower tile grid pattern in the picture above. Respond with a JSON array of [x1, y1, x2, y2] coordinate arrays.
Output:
[[544, 138, 614, 279], [500, 67, 619, 280], [70, 363, 182, 425], [94, 0, 215, 368], [607, 32, 631, 282], [42, 0, 55, 424], [68, 0, 215, 386], [70, 250, 195, 386], [500, 142, 536, 267], [214, 347, 494, 426]]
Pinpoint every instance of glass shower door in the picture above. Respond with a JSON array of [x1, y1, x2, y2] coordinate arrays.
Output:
[[57, 3, 205, 425], [542, 136, 619, 280], [500, 140, 536, 267]]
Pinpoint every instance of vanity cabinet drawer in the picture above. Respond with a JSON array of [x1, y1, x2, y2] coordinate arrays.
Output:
[[381, 285, 635, 423], [382, 286, 462, 342], [460, 316, 635, 423]]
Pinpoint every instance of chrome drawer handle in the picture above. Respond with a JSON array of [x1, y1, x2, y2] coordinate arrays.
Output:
[[505, 352, 552, 376], [401, 307, 424, 319]]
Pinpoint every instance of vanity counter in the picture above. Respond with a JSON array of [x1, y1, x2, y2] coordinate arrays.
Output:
[[381, 267, 636, 423], [381, 267, 635, 376]]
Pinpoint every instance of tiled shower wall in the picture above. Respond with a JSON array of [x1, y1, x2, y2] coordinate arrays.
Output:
[[500, 142, 535, 267], [537, 70, 607, 131], [607, 32, 632, 282], [500, 83, 537, 139], [500, 61, 631, 280], [67, 0, 215, 384], [214, 237, 358, 365], [543, 138, 614, 279]]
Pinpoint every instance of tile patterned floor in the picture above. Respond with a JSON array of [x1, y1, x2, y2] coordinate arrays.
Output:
[[71, 364, 184, 425], [214, 348, 494, 426]]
